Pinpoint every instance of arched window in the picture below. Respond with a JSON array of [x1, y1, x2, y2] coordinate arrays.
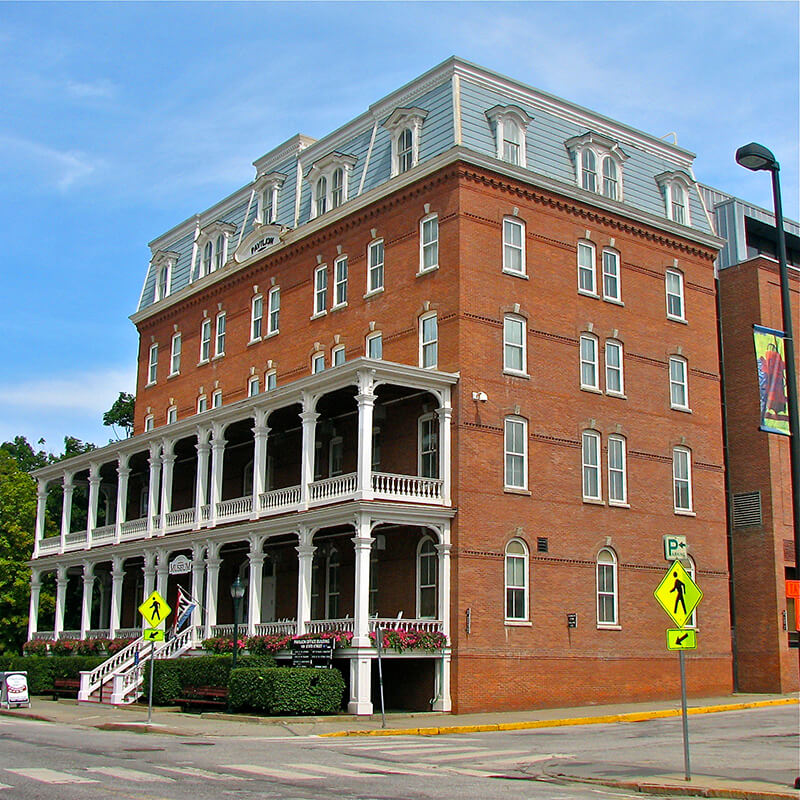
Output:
[[503, 121, 522, 165], [243, 459, 254, 497], [416, 537, 438, 618], [316, 176, 327, 216], [215, 234, 225, 270], [331, 168, 344, 209], [582, 149, 597, 192], [203, 241, 213, 276], [398, 128, 413, 173], [671, 183, 686, 224], [505, 539, 529, 621], [602, 157, 619, 200], [157, 264, 170, 300], [326, 548, 340, 618], [596, 548, 618, 625], [673, 446, 693, 512]]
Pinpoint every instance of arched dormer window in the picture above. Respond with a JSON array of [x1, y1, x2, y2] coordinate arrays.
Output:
[[305, 152, 357, 219], [331, 168, 344, 209], [195, 221, 236, 279], [253, 171, 286, 226], [316, 176, 327, 216], [383, 107, 428, 177], [656, 171, 694, 227], [566, 132, 627, 201], [485, 105, 532, 168], [149, 250, 180, 303]]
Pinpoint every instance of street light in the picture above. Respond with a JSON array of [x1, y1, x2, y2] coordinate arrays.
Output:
[[230, 576, 245, 671], [736, 142, 800, 681]]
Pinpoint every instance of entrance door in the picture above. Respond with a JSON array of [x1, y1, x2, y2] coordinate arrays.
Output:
[[261, 575, 276, 622]]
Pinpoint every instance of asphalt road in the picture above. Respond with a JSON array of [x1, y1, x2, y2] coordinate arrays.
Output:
[[0, 705, 795, 799]]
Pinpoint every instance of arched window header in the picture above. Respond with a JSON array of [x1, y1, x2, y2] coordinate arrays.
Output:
[[565, 131, 628, 201], [655, 170, 694, 226], [194, 221, 236, 279], [486, 104, 532, 168], [253, 170, 286, 225], [305, 151, 357, 219], [383, 106, 428, 177], [150, 249, 180, 302]]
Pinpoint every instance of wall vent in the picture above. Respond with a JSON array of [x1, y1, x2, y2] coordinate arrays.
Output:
[[732, 491, 762, 529], [537, 537, 549, 553]]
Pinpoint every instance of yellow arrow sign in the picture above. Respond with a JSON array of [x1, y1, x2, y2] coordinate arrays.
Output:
[[666, 628, 697, 650], [138, 590, 171, 628], [143, 628, 165, 642], [654, 560, 702, 628]]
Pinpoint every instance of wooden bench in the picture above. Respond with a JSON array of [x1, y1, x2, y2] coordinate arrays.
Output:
[[52, 678, 80, 699], [172, 686, 228, 712]]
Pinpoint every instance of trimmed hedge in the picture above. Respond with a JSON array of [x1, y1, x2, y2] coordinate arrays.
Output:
[[143, 654, 276, 705], [0, 656, 105, 694], [229, 667, 345, 715]]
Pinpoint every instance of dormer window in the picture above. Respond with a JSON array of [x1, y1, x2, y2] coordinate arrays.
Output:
[[485, 105, 532, 168], [195, 222, 236, 279], [306, 153, 357, 219], [656, 171, 693, 226], [150, 250, 179, 303], [383, 107, 428, 177], [566, 132, 627, 201], [254, 171, 286, 225]]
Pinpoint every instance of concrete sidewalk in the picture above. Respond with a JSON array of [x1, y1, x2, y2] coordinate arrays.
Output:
[[1, 693, 797, 800]]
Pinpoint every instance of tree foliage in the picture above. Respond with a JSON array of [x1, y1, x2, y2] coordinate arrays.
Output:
[[103, 392, 135, 439]]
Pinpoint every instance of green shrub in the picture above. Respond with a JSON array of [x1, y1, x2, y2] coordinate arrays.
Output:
[[229, 667, 345, 715], [51, 656, 105, 680], [7, 656, 53, 694]]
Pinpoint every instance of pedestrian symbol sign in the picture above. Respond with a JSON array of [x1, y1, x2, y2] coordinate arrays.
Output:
[[666, 628, 697, 650], [143, 628, 165, 642], [654, 560, 702, 628], [138, 591, 171, 627]]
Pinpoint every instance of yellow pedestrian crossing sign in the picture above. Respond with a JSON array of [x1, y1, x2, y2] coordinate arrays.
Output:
[[143, 628, 165, 642], [666, 628, 697, 650], [654, 560, 702, 628], [138, 591, 171, 627]]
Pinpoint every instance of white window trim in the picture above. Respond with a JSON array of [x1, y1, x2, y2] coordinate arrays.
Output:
[[504, 415, 528, 491], [383, 107, 428, 177], [503, 314, 528, 376], [265, 369, 277, 391], [665, 268, 686, 322], [485, 105, 532, 168], [214, 312, 226, 358], [419, 311, 438, 369], [312, 352, 325, 374], [199, 318, 212, 364], [417, 412, 439, 479], [415, 536, 438, 619], [333, 255, 348, 309], [254, 171, 286, 225], [169, 333, 182, 377], [197, 395, 208, 414], [366, 239, 385, 296], [596, 548, 619, 627], [147, 343, 158, 386], [566, 132, 628, 200], [601, 248, 622, 303], [313, 264, 328, 318], [306, 153, 357, 220], [144, 414, 154, 432], [419, 213, 439, 273], [248, 375, 259, 397], [607, 435, 628, 506], [250, 294, 263, 343], [669, 355, 691, 411], [366, 331, 383, 360], [166, 405, 178, 425], [605, 339, 625, 397], [582, 430, 602, 502], [580, 334, 600, 391], [577, 240, 597, 296], [150, 250, 179, 303], [194, 222, 235, 279], [673, 446, 694, 514], [332, 345, 346, 367], [267, 286, 280, 336], [502, 216, 526, 277], [504, 538, 529, 622], [211, 389, 223, 409], [656, 171, 693, 227]]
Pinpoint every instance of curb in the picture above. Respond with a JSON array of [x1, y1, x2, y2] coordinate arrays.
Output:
[[319, 697, 799, 738]]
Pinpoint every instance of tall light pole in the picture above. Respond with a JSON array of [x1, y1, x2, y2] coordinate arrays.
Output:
[[735, 142, 800, 680], [230, 576, 245, 671]]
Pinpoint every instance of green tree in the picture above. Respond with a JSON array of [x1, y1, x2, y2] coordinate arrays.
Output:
[[0, 436, 50, 472], [103, 392, 135, 440]]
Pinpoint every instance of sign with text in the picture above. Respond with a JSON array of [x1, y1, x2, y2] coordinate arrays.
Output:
[[663, 535, 688, 561], [168, 555, 191, 575], [1, 671, 29, 708], [291, 638, 333, 668]]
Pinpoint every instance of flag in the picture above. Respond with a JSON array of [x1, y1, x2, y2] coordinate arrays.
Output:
[[174, 586, 198, 632], [754, 325, 790, 435]]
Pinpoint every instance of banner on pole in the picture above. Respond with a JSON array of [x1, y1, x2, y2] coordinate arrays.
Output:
[[754, 325, 790, 436]]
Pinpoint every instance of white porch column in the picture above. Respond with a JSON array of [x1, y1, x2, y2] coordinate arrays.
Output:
[[355, 372, 376, 500], [159, 439, 176, 533], [348, 657, 373, 715], [247, 535, 266, 636], [142, 552, 156, 629], [204, 541, 221, 639], [27, 569, 42, 640], [433, 521, 452, 712], [351, 514, 374, 647], [156, 548, 169, 599], [33, 479, 48, 559], [109, 556, 124, 638], [60, 471, 75, 550], [295, 526, 315, 635], [80, 562, 95, 638], [252, 411, 269, 518], [86, 462, 101, 549], [209, 425, 226, 527], [194, 427, 211, 529], [436, 394, 453, 505], [147, 442, 162, 537], [299, 392, 319, 509], [191, 543, 205, 631], [54, 565, 68, 639], [115, 454, 130, 544]]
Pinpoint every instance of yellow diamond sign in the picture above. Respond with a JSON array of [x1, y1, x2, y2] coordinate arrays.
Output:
[[138, 591, 171, 628], [654, 560, 702, 628]]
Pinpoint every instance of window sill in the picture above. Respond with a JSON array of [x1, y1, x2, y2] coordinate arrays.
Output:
[[667, 315, 688, 325], [145, 381, 156, 388], [674, 509, 696, 517], [607, 391, 627, 400], [597, 624, 622, 631], [331, 302, 348, 312], [310, 310, 327, 321], [671, 405, 693, 414], [247, 337, 262, 347], [504, 620, 532, 627], [504, 487, 531, 496], [502, 269, 529, 280], [364, 287, 385, 300], [583, 497, 605, 506], [581, 386, 603, 394], [417, 265, 439, 277], [266, 330, 279, 339], [608, 501, 630, 509], [197, 360, 209, 367], [212, 353, 225, 361], [503, 369, 530, 379], [603, 297, 625, 307], [578, 289, 599, 299], [167, 371, 180, 379]]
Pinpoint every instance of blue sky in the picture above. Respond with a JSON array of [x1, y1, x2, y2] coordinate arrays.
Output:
[[0, 1, 797, 453]]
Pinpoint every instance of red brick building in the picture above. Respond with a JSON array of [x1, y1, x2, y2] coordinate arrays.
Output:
[[28, 59, 733, 712]]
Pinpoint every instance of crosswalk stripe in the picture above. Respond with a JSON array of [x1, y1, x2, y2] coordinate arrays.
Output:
[[487, 752, 575, 766], [5, 768, 98, 784], [384, 746, 481, 756], [223, 765, 322, 781], [86, 767, 174, 782], [291, 762, 364, 778], [157, 765, 249, 781], [318, 738, 481, 750], [364, 765, 442, 777], [424, 748, 530, 763]]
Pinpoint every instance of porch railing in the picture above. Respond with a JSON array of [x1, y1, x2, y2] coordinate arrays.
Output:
[[372, 473, 442, 502], [120, 517, 147, 538], [114, 628, 143, 639], [65, 530, 87, 547], [201, 504, 211, 522], [85, 629, 111, 639], [165, 507, 195, 530], [38, 537, 60, 553], [305, 618, 355, 635], [217, 495, 252, 520], [32, 631, 55, 641], [253, 620, 296, 636], [260, 485, 301, 512], [92, 524, 116, 542], [370, 618, 443, 633], [309, 472, 357, 503], [59, 630, 81, 640]]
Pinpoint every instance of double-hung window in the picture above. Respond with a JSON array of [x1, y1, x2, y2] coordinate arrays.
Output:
[[578, 241, 596, 294], [334, 256, 348, 307], [214, 312, 226, 357], [419, 312, 438, 368], [157, 265, 170, 301], [582, 149, 597, 192], [332, 345, 346, 366], [596, 548, 618, 626], [582, 430, 601, 501], [329, 437, 343, 476], [505, 539, 529, 621], [673, 447, 693, 512], [214, 235, 224, 270], [671, 184, 686, 225], [420, 214, 439, 272], [580, 334, 599, 390], [608, 435, 627, 505], [212, 389, 222, 409], [666, 269, 685, 321], [314, 265, 328, 316], [169, 333, 181, 376], [248, 375, 259, 397], [602, 249, 621, 301], [197, 395, 207, 413], [503, 121, 522, 165], [144, 414, 154, 431], [504, 315, 526, 374], [268, 287, 280, 334], [366, 332, 383, 359], [251, 295, 263, 341], [669, 356, 689, 410], [417, 538, 437, 618], [602, 158, 619, 200], [398, 129, 413, 173], [367, 240, 384, 293], [315, 176, 327, 216], [148, 344, 158, 385], [325, 549, 340, 618], [504, 416, 528, 490], [200, 319, 211, 362], [331, 168, 344, 209], [167, 406, 177, 425], [605, 340, 624, 395], [202, 241, 213, 276], [312, 353, 325, 374], [418, 414, 439, 478], [265, 369, 277, 391], [502, 217, 525, 275]]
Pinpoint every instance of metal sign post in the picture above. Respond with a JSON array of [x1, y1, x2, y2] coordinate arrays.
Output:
[[146, 641, 155, 725], [679, 650, 691, 781]]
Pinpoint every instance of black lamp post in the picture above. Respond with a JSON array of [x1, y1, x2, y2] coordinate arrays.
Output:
[[735, 143, 800, 679], [230, 576, 245, 670]]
